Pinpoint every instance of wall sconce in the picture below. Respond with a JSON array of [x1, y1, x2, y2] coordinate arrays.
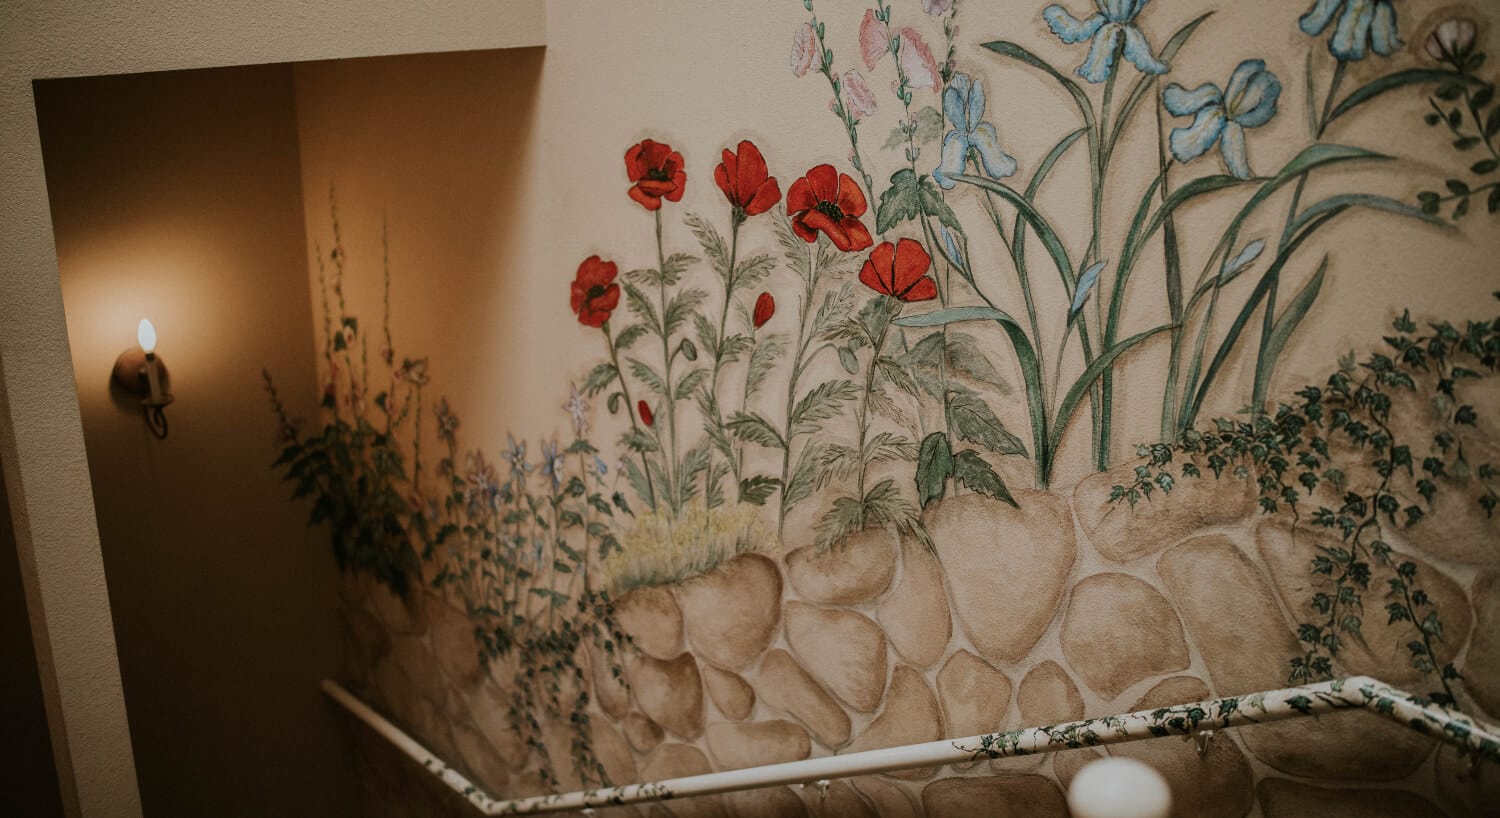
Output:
[[111, 318, 174, 439]]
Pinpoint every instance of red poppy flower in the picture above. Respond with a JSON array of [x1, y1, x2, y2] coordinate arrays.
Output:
[[638, 400, 654, 427], [786, 164, 873, 252], [714, 140, 782, 218], [859, 239, 937, 302], [570, 255, 621, 328], [625, 139, 687, 211], [753, 292, 775, 329]]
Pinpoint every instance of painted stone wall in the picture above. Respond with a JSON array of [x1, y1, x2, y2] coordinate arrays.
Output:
[[276, 1, 1500, 815]]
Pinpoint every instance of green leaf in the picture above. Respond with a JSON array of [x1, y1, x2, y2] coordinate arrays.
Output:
[[1252, 257, 1327, 410], [1050, 323, 1174, 457], [916, 432, 954, 508], [1327, 69, 1484, 124], [790, 379, 860, 436], [626, 357, 667, 396], [953, 449, 1018, 507], [582, 362, 619, 397], [876, 168, 922, 233], [674, 367, 708, 400], [745, 333, 786, 398], [897, 304, 1049, 482], [1472, 159, 1498, 175], [687, 211, 732, 279], [838, 345, 860, 374], [726, 411, 787, 450], [614, 323, 649, 350], [1488, 187, 1500, 214], [917, 173, 963, 233], [678, 337, 698, 361], [949, 393, 1027, 455], [623, 283, 660, 335], [1289, 193, 1447, 236], [738, 475, 781, 505], [979, 40, 1095, 135], [951, 173, 1078, 292]]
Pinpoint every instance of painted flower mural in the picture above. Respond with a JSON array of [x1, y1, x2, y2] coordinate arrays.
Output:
[[570, 255, 621, 328], [1043, 0, 1167, 82], [269, 0, 1500, 806], [1164, 58, 1282, 179], [1300, 0, 1401, 61], [786, 163, 873, 251], [624, 138, 687, 211]]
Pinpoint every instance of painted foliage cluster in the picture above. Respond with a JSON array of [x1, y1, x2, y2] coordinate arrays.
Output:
[[268, 0, 1500, 813]]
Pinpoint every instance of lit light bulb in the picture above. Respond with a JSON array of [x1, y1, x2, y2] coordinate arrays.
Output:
[[137, 318, 157, 355], [1068, 757, 1172, 818]]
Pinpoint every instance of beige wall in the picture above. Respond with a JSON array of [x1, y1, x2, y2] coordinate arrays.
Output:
[[35, 64, 355, 818], [1, 2, 548, 815]]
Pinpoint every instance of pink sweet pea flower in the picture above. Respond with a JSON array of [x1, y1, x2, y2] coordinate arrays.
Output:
[[860, 9, 889, 71], [899, 27, 940, 90], [791, 22, 817, 77]]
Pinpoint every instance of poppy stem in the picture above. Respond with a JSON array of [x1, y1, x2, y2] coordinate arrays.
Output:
[[654, 208, 680, 515], [778, 242, 820, 545], [707, 214, 743, 503], [602, 319, 656, 512]]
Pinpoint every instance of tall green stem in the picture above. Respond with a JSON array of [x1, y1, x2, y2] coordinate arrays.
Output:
[[779, 245, 819, 541], [602, 319, 656, 511], [708, 214, 744, 501], [654, 209, 679, 513], [1255, 60, 1345, 415]]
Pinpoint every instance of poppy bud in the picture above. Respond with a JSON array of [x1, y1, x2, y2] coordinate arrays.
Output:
[[753, 292, 776, 329], [638, 400, 654, 427]]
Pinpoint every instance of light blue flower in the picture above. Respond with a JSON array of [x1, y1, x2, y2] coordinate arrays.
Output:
[[1299, 0, 1400, 62], [541, 439, 565, 491], [1043, 0, 1168, 83], [502, 433, 532, 485], [593, 456, 609, 477], [1164, 59, 1281, 180], [933, 73, 1018, 190]]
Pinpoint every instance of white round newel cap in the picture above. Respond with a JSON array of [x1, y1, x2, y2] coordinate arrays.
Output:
[[1066, 756, 1172, 818]]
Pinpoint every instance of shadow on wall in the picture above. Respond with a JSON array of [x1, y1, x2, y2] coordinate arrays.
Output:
[[0, 464, 66, 818], [35, 63, 359, 817]]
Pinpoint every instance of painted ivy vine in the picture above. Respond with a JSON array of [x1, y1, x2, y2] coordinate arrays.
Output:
[[1114, 299, 1500, 706]]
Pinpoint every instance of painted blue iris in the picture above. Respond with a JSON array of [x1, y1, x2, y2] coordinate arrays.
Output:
[[933, 73, 1017, 190], [1043, 0, 1168, 83], [1299, 0, 1401, 62], [1164, 59, 1281, 180]]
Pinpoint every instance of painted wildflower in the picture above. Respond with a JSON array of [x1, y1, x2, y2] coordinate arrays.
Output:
[[933, 73, 1018, 190], [434, 397, 459, 442], [464, 451, 501, 514], [1043, 0, 1168, 83], [791, 21, 817, 78], [503, 433, 532, 485], [1164, 59, 1281, 180], [563, 383, 590, 438], [1299, 0, 1400, 62], [541, 439, 565, 491]]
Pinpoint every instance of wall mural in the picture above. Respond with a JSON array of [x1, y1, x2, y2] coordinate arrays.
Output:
[[267, 1, 1500, 814]]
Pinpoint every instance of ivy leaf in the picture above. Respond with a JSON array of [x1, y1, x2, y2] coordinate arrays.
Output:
[[916, 432, 954, 508], [949, 393, 1027, 455], [953, 449, 1018, 507]]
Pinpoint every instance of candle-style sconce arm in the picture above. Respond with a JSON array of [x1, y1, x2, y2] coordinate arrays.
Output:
[[112, 344, 174, 440]]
